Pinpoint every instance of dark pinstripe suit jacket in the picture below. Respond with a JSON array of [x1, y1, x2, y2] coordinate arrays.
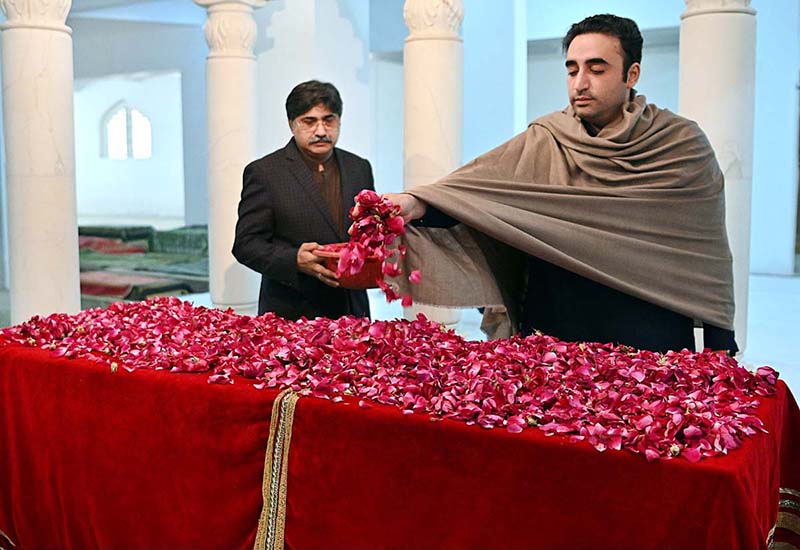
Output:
[[232, 139, 374, 320]]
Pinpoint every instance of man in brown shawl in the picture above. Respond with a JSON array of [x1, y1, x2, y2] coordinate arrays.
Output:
[[387, 14, 737, 354]]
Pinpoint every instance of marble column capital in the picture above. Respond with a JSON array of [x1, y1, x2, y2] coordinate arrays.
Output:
[[0, 0, 72, 33], [193, 0, 268, 59], [682, 0, 755, 19], [403, 0, 463, 42]]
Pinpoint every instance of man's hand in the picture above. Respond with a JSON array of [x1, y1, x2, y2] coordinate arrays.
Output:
[[384, 193, 427, 223], [297, 242, 339, 287]]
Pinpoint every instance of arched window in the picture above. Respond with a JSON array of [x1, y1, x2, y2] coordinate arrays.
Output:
[[101, 102, 152, 160]]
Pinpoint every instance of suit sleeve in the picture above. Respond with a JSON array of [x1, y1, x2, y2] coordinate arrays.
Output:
[[232, 161, 300, 287], [364, 159, 375, 192]]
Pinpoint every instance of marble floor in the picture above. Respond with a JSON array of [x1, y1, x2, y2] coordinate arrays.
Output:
[[1, 273, 797, 393]]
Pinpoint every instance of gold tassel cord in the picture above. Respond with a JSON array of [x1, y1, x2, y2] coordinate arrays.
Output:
[[776, 512, 800, 537], [254, 389, 300, 550], [274, 393, 299, 549]]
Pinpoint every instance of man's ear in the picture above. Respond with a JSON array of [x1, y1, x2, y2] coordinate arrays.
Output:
[[626, 62, 641, 89]]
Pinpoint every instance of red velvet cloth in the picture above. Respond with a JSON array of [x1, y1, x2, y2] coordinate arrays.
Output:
[[0, 343, 277, 549], [1, 342, 798, 549], [285, 382, 799, 550]]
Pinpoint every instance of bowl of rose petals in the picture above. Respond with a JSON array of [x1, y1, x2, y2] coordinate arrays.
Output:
[[314, 242, 382, 289]]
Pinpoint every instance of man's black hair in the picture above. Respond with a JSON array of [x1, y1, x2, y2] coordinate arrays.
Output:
[[562, 14, 643, 79], [285, 80, 343, 120]]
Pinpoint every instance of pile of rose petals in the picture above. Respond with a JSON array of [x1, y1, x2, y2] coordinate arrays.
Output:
[[0, 297, 778, 463], [344, 190, 419, 305]]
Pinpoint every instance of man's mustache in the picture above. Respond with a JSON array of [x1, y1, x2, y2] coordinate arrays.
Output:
[[309, 137, 333, 144]]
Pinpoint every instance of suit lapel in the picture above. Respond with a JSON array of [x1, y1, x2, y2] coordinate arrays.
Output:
[[284, 140, 340, 239]]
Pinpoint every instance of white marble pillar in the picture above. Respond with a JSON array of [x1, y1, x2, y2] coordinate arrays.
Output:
[[402, 0, 463, 326], [678, 0, 756, 351], [0, 0, 81, 324], [195, 0, 266, 315]]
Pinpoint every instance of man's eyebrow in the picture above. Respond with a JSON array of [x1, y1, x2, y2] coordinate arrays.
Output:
[[565, 57, 610, 68]]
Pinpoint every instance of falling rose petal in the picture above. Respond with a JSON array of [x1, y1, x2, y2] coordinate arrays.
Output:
[[382, 262, 402, 278], [334, 192, 410, 304], [408, 270, 422, 284]]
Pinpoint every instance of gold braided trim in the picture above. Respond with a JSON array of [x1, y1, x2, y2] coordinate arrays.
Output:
[[781, 488, 800, 499], [776, 511, 800, 536], [781, 499, 800, 513], [254, 389, 300, 550], [274, 392, 299, 549], [767, 488, 800, 549]]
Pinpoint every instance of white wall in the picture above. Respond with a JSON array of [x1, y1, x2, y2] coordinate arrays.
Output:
[[750, 0, 800, 274], [253, 0, 373, 164], [527, 29, 680, 122], [69, 17, 208, 225], [526, 0, 685, 41], [74, 72, 185, 224], [369, 0, 406, 54], [370, 54, 404, 195], [463, 0, 528, 161]]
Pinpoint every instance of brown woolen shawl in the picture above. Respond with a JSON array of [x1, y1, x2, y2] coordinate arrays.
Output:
[[399, 95, 734, 339]]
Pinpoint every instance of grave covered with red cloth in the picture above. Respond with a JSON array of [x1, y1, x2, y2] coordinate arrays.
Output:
[[0, 299, 798, 549]]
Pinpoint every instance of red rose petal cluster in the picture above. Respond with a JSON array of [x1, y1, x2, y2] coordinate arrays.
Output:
[[341, 190, 419, 305], [0, 297, 779, 463]]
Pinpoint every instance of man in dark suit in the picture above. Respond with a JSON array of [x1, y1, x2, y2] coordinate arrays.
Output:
[[232, 80, 374, 320]]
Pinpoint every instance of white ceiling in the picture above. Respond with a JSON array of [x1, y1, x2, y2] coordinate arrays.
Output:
[[70, 0, 205, 25]]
